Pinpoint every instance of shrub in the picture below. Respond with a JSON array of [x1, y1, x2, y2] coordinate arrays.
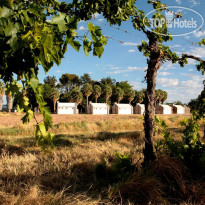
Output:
[[95, 153, 135, 182], [155, 116, 205, 177]]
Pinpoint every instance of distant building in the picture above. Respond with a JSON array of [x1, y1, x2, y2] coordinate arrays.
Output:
[[87, 102, 109, 115], [155, 104, 172, 114], [112, 103, 133, 115], [57, 102, 78, 114], [134, 103, 145, 114], [184, 106, 191, 115], [172, 105, 185, 114]]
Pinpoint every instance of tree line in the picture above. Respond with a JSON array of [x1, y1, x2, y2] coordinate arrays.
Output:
[[0, 74, 168, 113], [39, 73, 169, 113]]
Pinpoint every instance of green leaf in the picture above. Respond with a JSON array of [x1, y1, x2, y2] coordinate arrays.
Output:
[[38, 123, 47, 137], [93, 42, 104, 58], [29, 77, 39, 92], [22, 109, 33, 124], [83, 37, 92, 57], [68, 37, 81, 51], [52, 12, 67, 32], [4, 22, 18, 37]]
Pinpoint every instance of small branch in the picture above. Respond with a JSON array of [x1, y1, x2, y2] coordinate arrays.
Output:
[[33, 112, 39, 125], [148, 0, 182, 17], [134, 15, 149, 35], [181, 54, 203, 62]]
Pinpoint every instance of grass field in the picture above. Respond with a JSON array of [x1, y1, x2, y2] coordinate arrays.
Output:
[[0, 113, 204, 204]]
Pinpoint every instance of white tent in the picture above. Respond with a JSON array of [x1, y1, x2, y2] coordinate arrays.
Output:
[[155, 104, 172, 114], [112, 103, 133, 115], [87, 102, 109, 115], [57, 102, 78, 114], [173, 105, 185, 114], [134, 103, 145, 114]]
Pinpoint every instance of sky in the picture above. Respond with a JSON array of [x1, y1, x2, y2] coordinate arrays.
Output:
[[36, 0, 204, 104]]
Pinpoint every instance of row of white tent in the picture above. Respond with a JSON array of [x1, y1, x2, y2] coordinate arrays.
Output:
[[57, 102, 190, 115]]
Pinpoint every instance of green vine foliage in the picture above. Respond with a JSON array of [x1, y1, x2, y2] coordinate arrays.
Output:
[[0, 0, 137, 148], [155, 116, 205, 177]]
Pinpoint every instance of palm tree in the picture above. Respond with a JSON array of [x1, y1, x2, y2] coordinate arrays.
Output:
[[127, 89, 135, 104], [44, 84, 60, 113], [115, 87, 124, 103], [154, 89, 161, 105], [136, 90, 145, 104], [93, 85, 101, 103], [69, 86, 83, 105], [82, 83, 92, 111], [0, 82, 4, 111], [52, 88, 60, 113], [6, 92, 13, 112], [104, 85, 112, 104], [161, 91, 168, 104], [157, 89, 164, 104]]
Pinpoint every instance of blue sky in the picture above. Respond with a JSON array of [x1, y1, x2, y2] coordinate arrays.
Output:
[[37, 0, 205, 104]]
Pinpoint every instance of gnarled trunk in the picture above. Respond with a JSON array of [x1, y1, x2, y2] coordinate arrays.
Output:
[[143, 38, 162, 165]]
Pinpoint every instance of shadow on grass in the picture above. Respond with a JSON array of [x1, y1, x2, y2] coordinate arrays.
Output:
[[53, 130, 144, 147], [168, 127, 184, 134], [0, 142, 25, 156], [0, 130, 144, 150], [53, 135, 73, 147]]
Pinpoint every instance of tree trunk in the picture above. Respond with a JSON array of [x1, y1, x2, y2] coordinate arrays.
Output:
[[0, 95, 3, 111], [95, 97, 97, 103], [143, 38, 162, 165], [53, 99, 57, 113], [86, 95, 88, 113], [6, 95, 12, 113], [204, 123, 205, 139]]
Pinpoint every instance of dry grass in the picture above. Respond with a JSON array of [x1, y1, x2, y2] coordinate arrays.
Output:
[[0, 114, 204, 205], [0, 113, 191, 128], [0, 130, 144, 204], [111, 156, 205, 205]]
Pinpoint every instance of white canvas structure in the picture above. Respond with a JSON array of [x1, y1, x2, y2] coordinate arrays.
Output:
[[134, 103, 145, 114], [112, 103, 133, 115], [155, 104, 172, 114], [172, 105, 185, 114], [87, 102, 109, 115], [57, 102, 78, 114]]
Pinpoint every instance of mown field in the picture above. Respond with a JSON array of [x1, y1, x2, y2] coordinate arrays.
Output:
[[0, 113, 204, 205]]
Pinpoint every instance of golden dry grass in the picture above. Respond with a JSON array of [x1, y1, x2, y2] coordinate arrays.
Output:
[[0, 114, 204, 205], [0, 131, 144, 204], [0, 113, 191, 128]]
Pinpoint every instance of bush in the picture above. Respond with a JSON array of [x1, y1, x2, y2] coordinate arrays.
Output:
[[95, 153, 136, 182], [155, 116, 205, 177]]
